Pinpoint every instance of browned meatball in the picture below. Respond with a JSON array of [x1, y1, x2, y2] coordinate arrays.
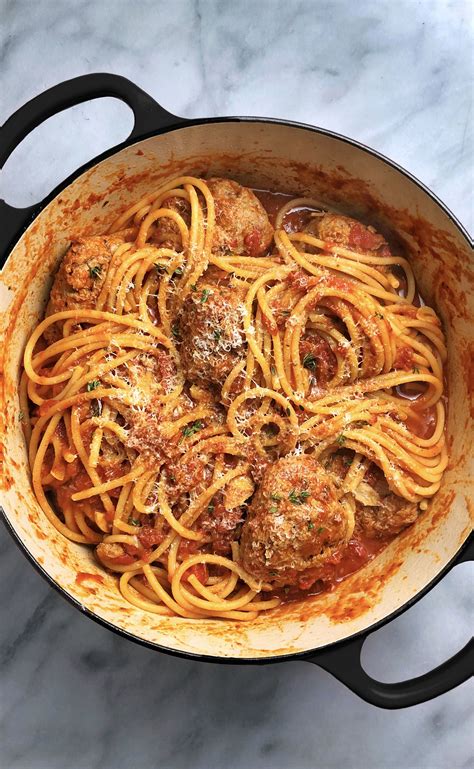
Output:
[[151, 195, 191, 250], [178, 280, 246, 387], [44, 235, 125, 342], [207, 178, 274, 256], [240, 455, 354, 586], [307, 213, 390, 255], [353, 464, 419, 538]]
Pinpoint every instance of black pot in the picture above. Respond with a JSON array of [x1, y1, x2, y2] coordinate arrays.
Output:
[[1, 73, 472, 709]]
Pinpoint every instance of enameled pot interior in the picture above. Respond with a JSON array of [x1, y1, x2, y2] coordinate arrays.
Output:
[[0, 121, 472, 659]]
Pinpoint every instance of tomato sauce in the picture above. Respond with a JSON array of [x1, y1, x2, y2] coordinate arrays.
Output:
[[254, 189, 319, 232], [274, 532, 388, 605]]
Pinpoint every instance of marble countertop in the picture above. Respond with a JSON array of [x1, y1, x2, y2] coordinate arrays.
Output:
[[1, 1, 472, 768]]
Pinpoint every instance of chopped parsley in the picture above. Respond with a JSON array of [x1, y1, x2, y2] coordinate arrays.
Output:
[[182, 420, 204, 438], [128, 518, 141, 526], [172, 267, 183, 277], [86, 380, 100, 392], [302, 353, 317, 371], [207, 503, 215, 515], [317, 526, 325, 535], [288, 489, 311, 505], [307, 521, 314, 530], [155, 263, 168, 274], [18, 410, 25, 422], [270, 365, 277, 375], [171, 323, 180, 339], [336, 433, 346, 446], [270, 493, 281, 501], [200, 288, 211, 303], [191, 284, 197, 292], [88, 264, 102, 280], [213, 329, 222, 341], [270, 506, 279, 514]]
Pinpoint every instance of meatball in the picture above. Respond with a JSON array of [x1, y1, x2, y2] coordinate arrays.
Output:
[[178, 280, 246, 387], [356, 498, 418, 539], [114, 351, 180, 459], [240, 456, 354, 586], [151, 195, 191, 250], [307, 213, 390, 254], [45, 235, 125, 342], [353, 465, 419, 538], [207, 178, 274, 256]]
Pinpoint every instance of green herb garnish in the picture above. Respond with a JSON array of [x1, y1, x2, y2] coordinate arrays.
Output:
[[87, 380, 100, 392], [191, 284, 197, 292], [88, 265, 102, 280], [128, 518, 140, 526], [155, 263, 168, 274], [316, 526, 325, 535], [171, 323, 180, 339], [18, 411, 25, 422], [336, 433, 346, 446], [200, 288, 211, 303], [270, 493, 281, 501], [270, 506, 279, 513], [172, 267, 183, 277], [303, 353, 317, 371], [213, 329, 222, 341], [182, 420, 204, 438], [288, 489, 311, 505], [307, 521, 314, 530]]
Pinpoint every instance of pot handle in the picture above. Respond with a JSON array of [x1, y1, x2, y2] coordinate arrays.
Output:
[[0, 73, 183, 260], [304, 534, 474, 709]]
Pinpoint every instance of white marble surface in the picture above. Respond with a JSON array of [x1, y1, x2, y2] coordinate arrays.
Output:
[[0, 1, 473, 768]]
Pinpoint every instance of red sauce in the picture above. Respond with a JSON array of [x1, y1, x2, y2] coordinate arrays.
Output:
[[183, 563, 209, 584], [76, 572, 104, 586], [348, 221, 385, 252], [275, 533, 387, 605], [394, 345, 414, 370], [138, 525, 166, 549]]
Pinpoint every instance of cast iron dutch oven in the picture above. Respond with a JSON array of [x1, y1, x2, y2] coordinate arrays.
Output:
[[0, 74, 472, 709]]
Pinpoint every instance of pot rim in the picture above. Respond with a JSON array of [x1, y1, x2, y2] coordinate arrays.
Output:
[[1, 507, 471, 663], [1, 112, 472, 663], [2, 115, 472, 260]]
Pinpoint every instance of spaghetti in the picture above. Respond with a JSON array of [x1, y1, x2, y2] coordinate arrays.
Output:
[[21, 176, 447, 620]]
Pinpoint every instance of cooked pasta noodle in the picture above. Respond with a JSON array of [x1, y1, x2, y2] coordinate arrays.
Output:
[[22, 176, 447, 620]]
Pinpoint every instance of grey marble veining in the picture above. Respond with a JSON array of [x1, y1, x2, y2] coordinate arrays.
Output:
[[0, 1, 473, 768]]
